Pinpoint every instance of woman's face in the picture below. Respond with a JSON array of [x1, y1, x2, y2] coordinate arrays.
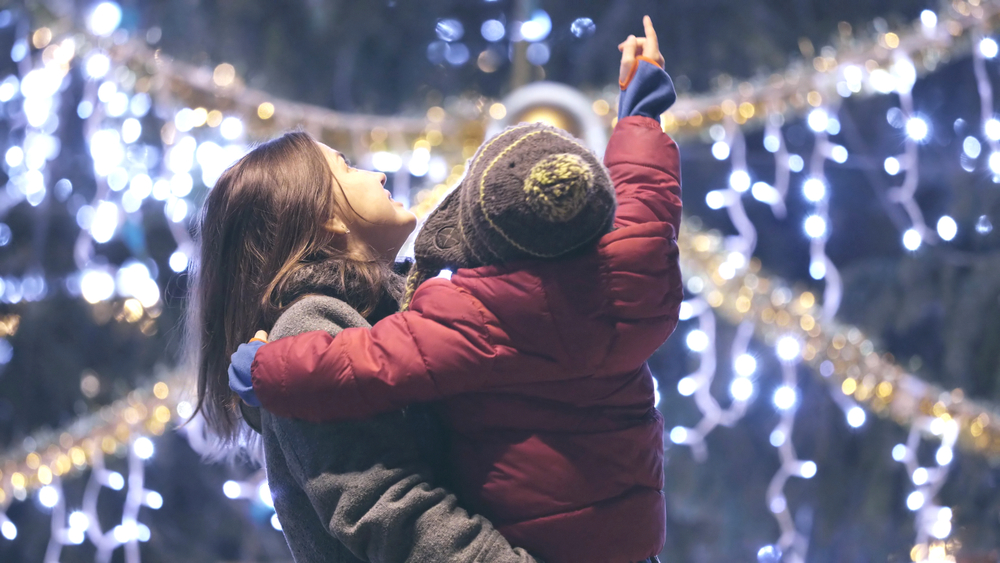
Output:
[[318, 142, 417, 259]]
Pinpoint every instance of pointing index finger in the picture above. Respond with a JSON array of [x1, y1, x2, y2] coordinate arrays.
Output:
[[643, 15, 658, 54]]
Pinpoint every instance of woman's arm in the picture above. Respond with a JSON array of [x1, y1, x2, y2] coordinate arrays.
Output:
[[257, 296, 537, 562], [265, 411, 537, 563]]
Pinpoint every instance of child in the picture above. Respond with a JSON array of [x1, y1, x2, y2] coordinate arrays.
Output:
[[232, 17, 681, 563]]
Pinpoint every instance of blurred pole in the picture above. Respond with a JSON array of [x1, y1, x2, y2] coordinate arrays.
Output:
[[509, 0, 531, 89]]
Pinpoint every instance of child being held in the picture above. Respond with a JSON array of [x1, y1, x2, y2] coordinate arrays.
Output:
[[232, 17, 682, 563]]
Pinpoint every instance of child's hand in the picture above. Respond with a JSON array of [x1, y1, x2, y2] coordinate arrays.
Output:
[[251, 330, 269, 343], [618, 16, 665, 86]]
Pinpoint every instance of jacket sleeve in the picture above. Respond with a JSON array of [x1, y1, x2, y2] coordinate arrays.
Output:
[[265, 412, 537, 563], [605, 115, 682, 235], [252, 280, 537, 423]]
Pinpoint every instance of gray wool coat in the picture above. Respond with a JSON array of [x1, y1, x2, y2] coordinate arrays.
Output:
[[254, 295, 537, 563]]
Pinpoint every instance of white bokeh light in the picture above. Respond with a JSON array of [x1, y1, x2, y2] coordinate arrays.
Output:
[[902, 228, 922, 251], [69, 511, 89, 531], [807, 109, 829, 132], [133, 436, 154, 459], [986, 118, 1000, 141], [846, 406, 866, 428], [38, 485, 59, 508], [80, 269, 114, 304], [729, 170, 751, 192], [981, 37, 999, 59], [1, 521, 16, 540], [800, 461, 817, 479], [669, 426, 688, 444], [892, 444, 907, 461], [964, 136, 982, 159], [937, 216, 957, 241], [802, 178, 826, 202], [686, 329, 709, 352], [85, 53, 111, 79], [705, 190, 726, 210], [776, 336, 801, 362], [884, 156, 901, 175], [773, 386, 797, 410], [88, 2, 123, 37], [223, 480, 241, 499], [220, 116, 244, 140], [169, 250, 189, 273], [734, 354, 757, 377], [920, 10, 938, 28], [258, 482, 274, 508], [907, 491, 925, 511], [751, 182, 781, 204], [804, 215, 827, 239], [677, 376, 698, 397], [145, 490, 163, 509], [711, 141, 730, 160], [730, 378, 754, 401], [906, 117, 929, 142]]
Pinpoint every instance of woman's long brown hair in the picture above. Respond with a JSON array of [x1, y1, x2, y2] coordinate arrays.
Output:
[[188, 131, 399, 448]]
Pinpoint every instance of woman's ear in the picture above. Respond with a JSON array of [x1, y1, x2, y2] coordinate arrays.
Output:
[[323, 218, 351, 236]]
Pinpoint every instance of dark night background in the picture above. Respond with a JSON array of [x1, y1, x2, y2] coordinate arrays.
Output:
[[0, 0, 998, 561]]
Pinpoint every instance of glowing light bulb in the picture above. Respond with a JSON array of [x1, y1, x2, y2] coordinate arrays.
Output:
[[38, 485, 59, 508], [223, 480, 241, 499], [981, 38, 999, 59], [734, 354, 757, 377], [685, 330, 709, 352], [711, 141, 730, 160], [730, 378, 754, 401], [88, 2, 122, 37], [920, 10, 938, 28], [800, 461, 817, 479], [776, 337, 801, 361], [902, 228, 922, 251], [669, 426, 688, 444], [964, 136, 982, 158], [133, 437, 154, 459], [677, 376, 698, 397], [802, 178, 826, 202], [804, 215, 827, 239], [906, 117, 929, 141], [773, 386, 797, 410], [846, 406, 866, 428], [807, 109, 829, 132], [729, 170, 751, 192], [705, 190, 726, 210], [936, 216, 957, 242]]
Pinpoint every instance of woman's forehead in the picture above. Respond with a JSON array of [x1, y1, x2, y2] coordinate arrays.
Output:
[[317, 142, 345, 163]]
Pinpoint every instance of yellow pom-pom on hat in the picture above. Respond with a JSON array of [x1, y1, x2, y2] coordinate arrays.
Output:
[[523, 153, 593, 223]]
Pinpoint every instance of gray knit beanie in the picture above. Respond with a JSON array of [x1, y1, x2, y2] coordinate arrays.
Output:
[[401, 122, 616, 309]]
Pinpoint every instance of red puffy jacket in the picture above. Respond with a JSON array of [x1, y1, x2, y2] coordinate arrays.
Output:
[[252, 116, 683, 563]]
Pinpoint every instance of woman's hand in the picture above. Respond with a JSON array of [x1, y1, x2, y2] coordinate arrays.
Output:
[[619, 16, 665, 85]]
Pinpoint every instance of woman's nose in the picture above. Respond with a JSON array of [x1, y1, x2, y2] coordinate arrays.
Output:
[[379, 173, 387, 186]]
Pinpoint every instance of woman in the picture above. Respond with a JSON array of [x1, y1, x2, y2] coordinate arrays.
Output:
[[190, 131, 536, 562]]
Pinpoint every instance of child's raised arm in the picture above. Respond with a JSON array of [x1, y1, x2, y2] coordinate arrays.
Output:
[[608, 16, 682, 234]]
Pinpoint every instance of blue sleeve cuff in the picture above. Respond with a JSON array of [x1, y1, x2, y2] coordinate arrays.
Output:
[[228, 340, 266, 407], [618, 60, 677, 121]]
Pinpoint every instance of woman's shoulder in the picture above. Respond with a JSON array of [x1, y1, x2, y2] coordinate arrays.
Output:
[[272, 295, 371, 340]]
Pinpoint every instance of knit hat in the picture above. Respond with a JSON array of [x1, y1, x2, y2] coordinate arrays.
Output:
[[402, 122, 616, 308]]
